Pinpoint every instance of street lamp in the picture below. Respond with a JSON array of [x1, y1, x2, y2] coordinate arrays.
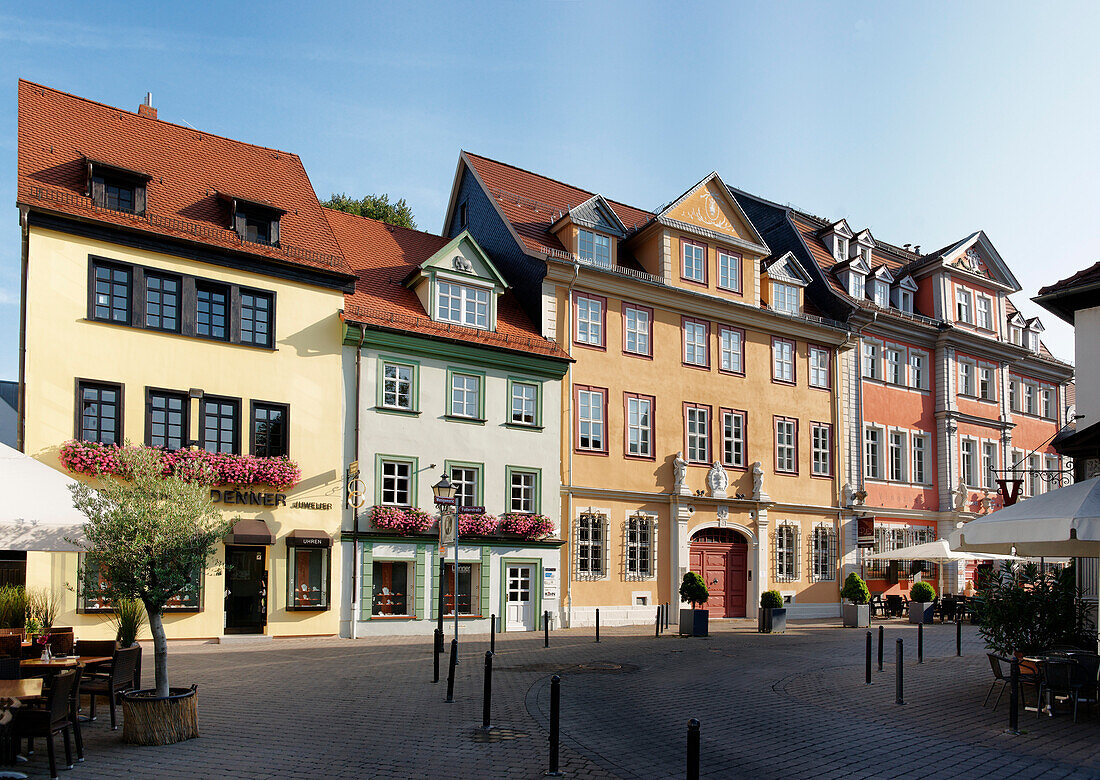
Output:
[[432, 474, 458, 645]]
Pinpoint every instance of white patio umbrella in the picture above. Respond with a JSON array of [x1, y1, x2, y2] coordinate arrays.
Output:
[[0, 442, 87, 551], [951, 477, 1100, 650], [867, 537, 1017, 597]]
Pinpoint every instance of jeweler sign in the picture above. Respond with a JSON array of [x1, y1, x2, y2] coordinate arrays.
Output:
[[211, 489, 287, 507]]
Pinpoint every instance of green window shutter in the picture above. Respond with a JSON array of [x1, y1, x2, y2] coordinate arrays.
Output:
[[415, 545, 426, 619], [360, 543, 373, 621], [480, 546, 491, 617], [430, 546, 438, 621]]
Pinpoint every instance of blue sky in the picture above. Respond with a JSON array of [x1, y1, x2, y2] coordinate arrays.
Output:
[[2, 1, 1096, 378]]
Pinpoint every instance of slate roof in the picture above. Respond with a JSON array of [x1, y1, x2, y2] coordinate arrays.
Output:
[[463, 152, 654, 257], [17, 80, 353, 278], [324, 208, 569, 361]]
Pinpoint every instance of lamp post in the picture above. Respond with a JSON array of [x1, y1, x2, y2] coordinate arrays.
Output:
[[432, 474, 458, 644]]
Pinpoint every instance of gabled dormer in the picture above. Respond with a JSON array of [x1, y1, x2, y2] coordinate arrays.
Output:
[[549, 194, 627, 269], [762, 251, 812, 315], [404, 230, 508, 332], [921, 231, 1022, 293], [853, 228, 876, 267], [891, 274, 918, 313], [867, 265, 895, 308], [1024, 317, 1045, 353], [833, 253, 870, 299], [84, 156, 152, 215], [821, 219, 854, 262], [218, 192, 285, 247], [1007, 311, 1027, 346]]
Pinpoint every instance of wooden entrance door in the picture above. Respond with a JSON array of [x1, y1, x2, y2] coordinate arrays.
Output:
[[689, 529, 748, 618]]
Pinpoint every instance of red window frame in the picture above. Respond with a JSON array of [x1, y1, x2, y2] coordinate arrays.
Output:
[[773, 415, 799, 475], [808, 344, 830, 390], [623, 392, 656, 461], [810, 422, 833, 478], [572, 291, 607, 351], [718, 325, 746, 376], [716, 249, 743, 294], [680, 238, 708, 286], [720, 407, 748, 470]]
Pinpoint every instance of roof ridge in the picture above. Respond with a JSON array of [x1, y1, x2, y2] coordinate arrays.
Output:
[[19, 79, 304, 161], [463, 150, 652, 217], [321, 205, 447, 242]]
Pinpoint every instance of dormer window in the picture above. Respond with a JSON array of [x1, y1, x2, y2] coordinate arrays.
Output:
[[849, 272, 865, 299], [1010, 326, 1023, 346], [862, 246, 872, 265], [898, 290, 913, 313], [872, 281, 889, 307], [220, 193, 283, 247], [772, 282, 800, 315], [85, 158, 150, 215], [1026, 330, 1039, 352], [436, 280, 490, 330], [835, 237, 849, 262], [578, 229, 611, 268]]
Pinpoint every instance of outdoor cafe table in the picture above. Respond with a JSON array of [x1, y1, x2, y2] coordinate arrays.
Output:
[[19, 656, 113, 677], [0, 679, 42, 700]]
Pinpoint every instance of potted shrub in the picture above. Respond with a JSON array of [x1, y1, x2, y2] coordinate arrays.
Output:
[[908, 581, 936, 624], [758, 590, 787, 633], [841, 572, 871, 628], [70, 445, 230, 745], [978, 562, 1091, 657], [109, 598, 147, 690], [678, 572, 709, 637]]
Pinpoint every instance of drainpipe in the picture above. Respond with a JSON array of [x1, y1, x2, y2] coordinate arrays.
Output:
[[843, 312, 876, 585], [563, 261, 580, 628], [17, 206, 29, 452], [349, 324, 367, 640]]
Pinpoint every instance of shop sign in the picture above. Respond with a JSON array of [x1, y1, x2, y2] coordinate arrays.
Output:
[[856, 516, 875, 548], [290, 501, 333, 511], [543, 567, 559, 599], [211, 489, 287, 507]]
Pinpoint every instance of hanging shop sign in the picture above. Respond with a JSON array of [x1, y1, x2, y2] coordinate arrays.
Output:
[[856, 515, 875, 548]]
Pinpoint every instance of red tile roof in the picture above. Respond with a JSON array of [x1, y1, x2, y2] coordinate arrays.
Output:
[[17, 80, 353, 278], [1038, 259, 1100, 297], [463, 152, 654, 257], [324, 208, 569, 360]]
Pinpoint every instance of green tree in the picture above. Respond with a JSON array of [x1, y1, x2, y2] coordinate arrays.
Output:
[[322, 192, 417, 229], [679, 571, 709, 609], [69, 447, 231, 697]]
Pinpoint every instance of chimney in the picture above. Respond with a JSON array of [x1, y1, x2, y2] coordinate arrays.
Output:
[[914, 245, 921, 254], [138, 92, 157, 120]]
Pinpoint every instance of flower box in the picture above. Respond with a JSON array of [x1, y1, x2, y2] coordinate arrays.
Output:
[[497, 513, 554, 540], [370, 505, 435, 535], [458, 513, 498, 536]]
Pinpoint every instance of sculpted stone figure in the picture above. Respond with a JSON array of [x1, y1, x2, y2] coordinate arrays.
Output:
[[954, 478, 968, 511], [674, 451, 690, 495], [752, 461, 769, 501], [707, 461, 729, 498]]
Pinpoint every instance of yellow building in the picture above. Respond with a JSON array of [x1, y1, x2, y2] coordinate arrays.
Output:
[[446, 154, 853, 622], [16, 81, 355, 639]]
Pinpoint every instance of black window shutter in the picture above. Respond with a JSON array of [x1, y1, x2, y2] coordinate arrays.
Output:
[[91, 177, 105, 207], [134, 185, 146, 215], [233, 207, 246, 239], [269, 217, 280, 246]]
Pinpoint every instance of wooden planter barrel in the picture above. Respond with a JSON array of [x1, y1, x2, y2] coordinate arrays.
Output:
[[120, 685, 198, 745]]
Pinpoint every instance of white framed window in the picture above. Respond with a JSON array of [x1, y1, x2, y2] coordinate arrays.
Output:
[[889, 431, 907, 481], [436, 280, 491, 329], [956, 287, 973, 324], [834, 237, 849, 262], [898, 289, 914, 313], [865, 426, 883, 480], [912, 435, 928, 484], [625, 515, 654, 579], [718, 251, 740, 291], [811, 424, 832, 477], [1027, 330, 1040, 352], [380, 459, 412, 506], [681, 241, 705, 283], [510, 381, 539, 426], [811, 526, 837, 582], [976, 296, 993, 330], [623, 305, 651, 356], [683, 319, 708, 367], [981, 442, 998, 490], [809, 346, 829, 388], [885, 346, 903, 385], [958, 359, 975, 396], [576, 513, 606, 578], [862, 340, 881, 380], [508, 469, 538, 513], [449, 372, 481, 419], [1010, 326, 1023, 346], [720, 327, 744, 374], [625, 394, 653, 458], [722, 409, 746, 468], [574, 294, 604, 347], [908, 350, 928, 390], [685, 405, 710, 463], [576, 387, 606, 452], [978, 365, 995, 401], [1024, 383, 1036, 415], [1009, 378, 1019, 412], [961, 439, 977, 487], [873, 282, 889, 308], [577, 229, 611, 268], [772, 282, 800, 314], [1041, 387, 1054, 419], [775, 417, 797, 473], [774, 524, 800, 582], [1028, 453, 1041, 496], [381, 362, 414, 410], [773, 338, 795, 383], [849, 272, 865, 299]]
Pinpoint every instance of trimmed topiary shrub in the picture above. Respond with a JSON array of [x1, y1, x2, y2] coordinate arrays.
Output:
[[760, 590, 784, 610], [679, 572, 709, 609], [840, 572, 871, 605], [910, 581, 936, 603]]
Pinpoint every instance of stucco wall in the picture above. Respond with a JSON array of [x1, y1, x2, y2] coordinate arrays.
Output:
[[1075, 306, 1100, 429]]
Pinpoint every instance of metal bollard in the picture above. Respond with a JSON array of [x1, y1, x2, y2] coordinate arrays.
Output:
[[687, 719, 700, 780], [1008, 658, 1020, 733], [878, 625, 884, 671], [596, 608, 601, 643], [918, 622, 924, 664], [544, 611, 550, 648], [547, 675, 562, 775], [490, 615, 496, 655], [895, 638, 905, 705], [956, 618, 962, 657], [865, 631, 872, 684], [445, 639, 458, 703], [433, 628, 441, 683], [482, 651, 493, 728], [656, 606, 661, 638]]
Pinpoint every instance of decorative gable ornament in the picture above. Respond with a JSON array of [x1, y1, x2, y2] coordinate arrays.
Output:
[[707, 461, 729, 499], [896, 274, 918, 292], [452, 255, 474, 273], [963, 248, 982, 272]]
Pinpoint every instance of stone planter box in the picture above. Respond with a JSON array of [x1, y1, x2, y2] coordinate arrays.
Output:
[[679, 608, 709, 637], [843, 602, 869, 628], [908, 601, 935, 624], [758, 607, 787, 634]]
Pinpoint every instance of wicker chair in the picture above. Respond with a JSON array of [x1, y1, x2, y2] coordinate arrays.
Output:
[[0, 635, 20, 660], [0, 657, 18, 681], [46, 631, 74, 657], [83, 645, 139, 730], [14, 667, 78, 779]]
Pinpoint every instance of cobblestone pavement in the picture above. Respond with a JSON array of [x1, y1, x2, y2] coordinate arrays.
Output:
[[20, 619, 1100, 778]]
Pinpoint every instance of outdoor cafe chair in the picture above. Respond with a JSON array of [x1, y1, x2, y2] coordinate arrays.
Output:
[[884, 595, 904, 617], [46, 632, 74, 658], [14, 667, 77, 780], [1038, 659, 1090, 722], [0, 636, 19, 661], [0, 658, 18, 681], [869, 595, 889, 619], [985, 654, 1012, 709], [83, 645, 138, 730]]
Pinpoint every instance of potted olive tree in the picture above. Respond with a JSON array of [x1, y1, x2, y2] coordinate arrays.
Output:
[[908, 581, 936, 624], [678, 572, 710, 637], [70, 446, 230, 745], [758, 590, 787, 633], [841, 572, 871, 628]]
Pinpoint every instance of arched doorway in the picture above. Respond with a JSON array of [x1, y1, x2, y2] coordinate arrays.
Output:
[[689, 528, 748, 618]]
